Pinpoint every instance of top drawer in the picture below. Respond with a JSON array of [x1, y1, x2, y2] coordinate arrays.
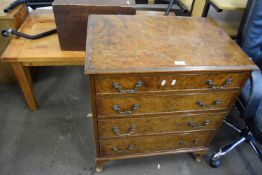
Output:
[[95, 73, 247, 95]]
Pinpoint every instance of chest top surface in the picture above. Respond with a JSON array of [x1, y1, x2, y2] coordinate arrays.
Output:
[[85, 15, 257, 74]]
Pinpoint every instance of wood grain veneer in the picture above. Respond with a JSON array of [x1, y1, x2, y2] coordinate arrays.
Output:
[[98, 112, 225, 138], [100, 130, 214, 157], [96, 92, 238, 116], [85, 15, 256, 74], [95, 72, 247, 95]]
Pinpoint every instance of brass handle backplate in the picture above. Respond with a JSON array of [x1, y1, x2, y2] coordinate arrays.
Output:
[[112, 104, 140, 114], [112, 81, 143, 94], [112, 145, 136, 153], [207, 79, 232, 89], [112, 125, 137, 136], [197, 99, 221, 109], [187, 120, 210, 129]]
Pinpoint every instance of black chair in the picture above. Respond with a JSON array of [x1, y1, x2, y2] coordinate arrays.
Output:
[[210, 0, 262, 168]]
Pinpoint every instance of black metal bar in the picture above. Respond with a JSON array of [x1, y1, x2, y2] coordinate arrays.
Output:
[[4, 0, 53, 13], [211, 137, 246, 161], [202, 0, 211, 17], [3, 0, 25, 13], [202, 0, 223, 17], [26, 1, 53, 9], [209, 0, 223, 12], [189, 0, 196, 14], [1, 28, 57, 39], [250, 140, 262, 162], [164, 0, 175, 16], [176, 1, 189, 13], [223, 120, 242, 133]]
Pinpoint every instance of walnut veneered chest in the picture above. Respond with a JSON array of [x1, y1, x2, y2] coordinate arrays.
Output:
[[84, 15, 257, 172]]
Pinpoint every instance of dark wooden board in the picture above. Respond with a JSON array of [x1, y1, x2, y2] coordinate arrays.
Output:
[[53, 0, 136, 51]]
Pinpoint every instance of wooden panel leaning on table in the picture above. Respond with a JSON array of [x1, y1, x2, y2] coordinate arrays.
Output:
[[1, 9, 85, 111]]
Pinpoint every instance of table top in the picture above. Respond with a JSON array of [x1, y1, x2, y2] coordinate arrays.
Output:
[[211, 0, 248, 11], [85, 15, 256, 74], [1, 9, 85, 66]]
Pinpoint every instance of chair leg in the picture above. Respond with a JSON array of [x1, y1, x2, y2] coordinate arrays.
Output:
[[210, 137, 246, 168], [202, 0, 210, 17], [223, 120, 242, 133], [164, 0, 175, 16], [249, 140, 262, 162]]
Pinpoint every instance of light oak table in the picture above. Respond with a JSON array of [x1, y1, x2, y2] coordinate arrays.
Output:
[[1, 9, 171, 111], [1, 9, 85, 111]]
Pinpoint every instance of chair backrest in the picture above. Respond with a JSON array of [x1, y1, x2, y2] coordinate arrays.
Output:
[[237, 0, 262, 69]]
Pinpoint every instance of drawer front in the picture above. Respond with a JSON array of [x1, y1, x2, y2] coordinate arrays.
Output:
[[96, 92, 237, 117], [95, 73, 246, 94], [100, 131, 214, 157], [98, 113, 225, 138]]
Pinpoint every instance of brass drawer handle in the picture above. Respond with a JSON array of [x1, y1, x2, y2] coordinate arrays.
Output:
[[112, 145, 136, 153], [112, 81, 143, 93], [197, 99, 221, 109], [112, 125, 137, 136], [187, 120, 210, 129], [207, 79, 232, 89], [112, 104, 140, 114]]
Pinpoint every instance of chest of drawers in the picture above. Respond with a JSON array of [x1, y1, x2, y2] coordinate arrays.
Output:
[[85, 15, 257, 172]]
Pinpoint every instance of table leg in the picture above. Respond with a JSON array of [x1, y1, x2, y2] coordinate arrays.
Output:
[[10, 63, 38, 111], [202, 0, 210, 17]]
